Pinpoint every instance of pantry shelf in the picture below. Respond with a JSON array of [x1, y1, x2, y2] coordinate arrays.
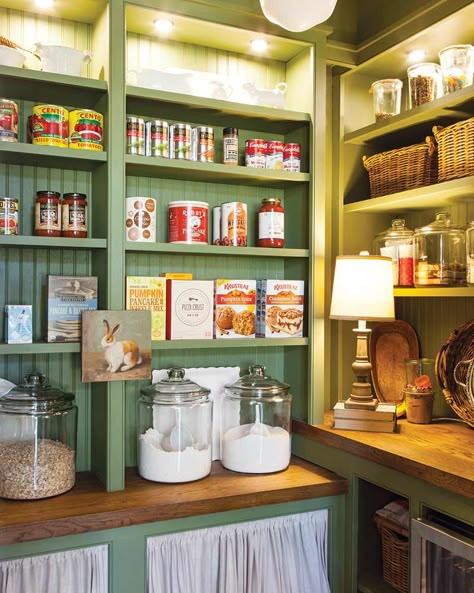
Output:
[[125, 242, 309, 258], [394, 287, 474, 297], [152, 338, 309, 350], [0, 342, 80, 355], [0, 142, 107, 170], [0, 236, 107, 249]]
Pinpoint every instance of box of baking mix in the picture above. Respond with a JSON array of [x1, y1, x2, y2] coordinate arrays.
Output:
[[166, 280, 214, 340], [257, 280, 304, 338], [214, 279, 256, 338]]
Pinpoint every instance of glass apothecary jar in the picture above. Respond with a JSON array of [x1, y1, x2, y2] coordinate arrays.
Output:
[[0, 372, 77, 500], [439, 44, 474, 94], [221, 365, 292, 474], [414, 212, 466, 287], [370, 79, 403, 121], [137, 368, 212, 483], [466, 221, 474, 286], [404, 358, 436, 424], [374, 219, 414, 286], [407, 63, 442, 108]]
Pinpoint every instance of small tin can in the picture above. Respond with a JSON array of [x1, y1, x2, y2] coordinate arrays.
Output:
[[69, 109, 103, 151], [169, 123, 192, 160], [32, 104, 69, 148], [213, 206, 221, 245], [62, 193, 88, 238], [192, 126, 214, 162], [35, 190, 61, 236], [265, 140, 284, 170], [145, 120, 169, 157], [245, 139, 266, 168], [283, 143, 301, 172], [0, 197, 19, 235], [168, 200, 208, 244], [126, 117, 145, 155], [221, 201, 247, 247], [125, 197, 156, 242], [0, 99, 18, 143]]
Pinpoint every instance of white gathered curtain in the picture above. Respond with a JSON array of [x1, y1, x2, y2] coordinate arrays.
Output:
[[0, 545, 108, 593], [148, 510, 331, 593]]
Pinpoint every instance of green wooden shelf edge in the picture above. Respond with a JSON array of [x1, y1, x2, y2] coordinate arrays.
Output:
[[344, 176, 474, 214], [126, 242, 309, 258], [125, 154, 309, 186], [394, 287, 474, 297], [0, 143, 107, 170], [152, 337, 308, 349], [0, 236, 106, 249], [0, 342, 80, 355]]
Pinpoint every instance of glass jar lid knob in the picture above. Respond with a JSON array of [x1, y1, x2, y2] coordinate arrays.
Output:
[[167, 368, 186, 382]]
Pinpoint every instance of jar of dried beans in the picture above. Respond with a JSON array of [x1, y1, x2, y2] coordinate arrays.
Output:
[[407, 63, 442, 108]]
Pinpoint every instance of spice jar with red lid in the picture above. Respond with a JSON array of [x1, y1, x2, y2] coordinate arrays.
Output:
[[62, 192, 88, 238], [258, 198, 284, 248], [34, 191, 61, 237]]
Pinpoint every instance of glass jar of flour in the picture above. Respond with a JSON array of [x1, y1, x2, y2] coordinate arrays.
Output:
[[221, 365, 292, 474], [137, 368, 212, 483]]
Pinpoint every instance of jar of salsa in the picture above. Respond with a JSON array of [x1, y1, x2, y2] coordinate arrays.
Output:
[[62, 192, 88, 238], [34, 191, 61, 237], [258, 198, 284, 248]]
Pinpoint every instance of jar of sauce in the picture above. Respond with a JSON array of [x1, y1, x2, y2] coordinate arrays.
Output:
[[62, 192, 88, 238], [258, 198, 284, 248], [35, 191, 61, 237]]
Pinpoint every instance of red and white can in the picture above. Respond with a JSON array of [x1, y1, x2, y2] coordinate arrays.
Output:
[[265, 140, 284, 170], [283, 143, 301, 172], [0, 99, 18, 143], [245, 139, 266, 168], [168, 200, 208, 244]]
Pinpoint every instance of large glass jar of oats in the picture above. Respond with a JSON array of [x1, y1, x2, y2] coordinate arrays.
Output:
[[0, 372, 77, 499]]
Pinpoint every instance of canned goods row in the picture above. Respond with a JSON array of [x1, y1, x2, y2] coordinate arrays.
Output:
[[245, 139, 300, 172]]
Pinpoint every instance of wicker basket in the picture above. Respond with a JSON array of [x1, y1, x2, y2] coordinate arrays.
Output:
[[435, 319, 474, 428], [363, 136, 437, 197], [374, 514, 409, 593], [433, 118, 474, 183]]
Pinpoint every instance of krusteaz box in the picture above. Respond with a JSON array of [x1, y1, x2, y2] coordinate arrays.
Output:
[[257, 280, 304, 338], [214, 279, 257, 338], [4, 305, 33, 344], [166, 280, 214, 340]]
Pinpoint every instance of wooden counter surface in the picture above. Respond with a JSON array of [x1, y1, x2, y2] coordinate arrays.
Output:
[[0, 456, 347, 545], [293, 414, 474, 499]]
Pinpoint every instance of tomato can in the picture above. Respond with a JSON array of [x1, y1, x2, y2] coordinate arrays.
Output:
[[168, 200, 208, 244], [265, 140, 284, 170], [35, 190, 61, 236], [283, 143, 301, 172], [220, 201, 247, 247], [145, 120, 169, 157], [169, 123, 192, 160], [126, 117, 145, 155], [125, 197, 156, 242], [245, 139, 266, 168], [0, 197, 19, 235], [32, 104, 69, 148], [69, 109, 103, 151], [191, 126, 214, 162], [0, 99, 18, 143]]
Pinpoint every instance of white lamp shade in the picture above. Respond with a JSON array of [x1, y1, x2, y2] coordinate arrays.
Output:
[[259, 0, 337, 32], [330, 255, 395, 321]]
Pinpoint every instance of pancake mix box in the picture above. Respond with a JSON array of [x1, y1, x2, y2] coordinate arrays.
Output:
[[214, 279, 256, 338], [257, 280, 304, 338], [166, 280, 214, 340]]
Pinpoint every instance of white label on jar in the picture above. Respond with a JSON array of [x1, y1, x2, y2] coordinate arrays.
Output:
[[259, 211, 284, 240], [223, 138, 238, 164]]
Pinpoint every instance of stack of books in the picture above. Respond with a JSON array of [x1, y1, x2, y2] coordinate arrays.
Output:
[[333, 401, 397, 432]]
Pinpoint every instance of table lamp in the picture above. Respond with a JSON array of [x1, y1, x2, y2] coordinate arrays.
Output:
[[330, 252, 395, 410]]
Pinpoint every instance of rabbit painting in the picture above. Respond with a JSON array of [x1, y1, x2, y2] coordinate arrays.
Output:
[[102, 319, 142, 372]]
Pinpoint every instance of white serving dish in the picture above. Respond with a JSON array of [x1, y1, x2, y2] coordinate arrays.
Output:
[[34, 43, 91, 77], [0, 45, 26, 68]]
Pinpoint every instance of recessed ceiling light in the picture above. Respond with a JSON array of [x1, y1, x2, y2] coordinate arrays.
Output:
[[408, 49, 426, 63], [250, 38, 268, 54], [35, 0, 54, 8], [153, 18, 175, 35]]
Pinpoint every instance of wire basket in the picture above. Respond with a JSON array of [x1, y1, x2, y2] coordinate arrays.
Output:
[[435, 319, 474, 428], [374, 514, 409, 593], [433, 117, 474, 183], [363, 136, 437, 197]]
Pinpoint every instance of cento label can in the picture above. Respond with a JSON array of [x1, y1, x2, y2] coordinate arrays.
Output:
[[0, 99, 18, 143], [0, 197, 19, 235], [220, 201, 247, 247], [32, 104, 69, 148], [245, 139, 266, 168], [126, 117, 145, 155], [283, 143, 301, 172], [192, 126, 214, 162], [169, 123, 192, 160], [145, 120, 169, 157], [69, 109, 104, 151], [168, 200, 208, 244]]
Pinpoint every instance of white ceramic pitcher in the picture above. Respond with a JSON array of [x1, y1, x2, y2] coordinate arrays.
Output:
[[34, 43, 91, 76]]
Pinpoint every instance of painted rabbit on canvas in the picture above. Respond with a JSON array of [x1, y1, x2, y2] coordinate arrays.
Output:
[[102, 320, 142, 372]]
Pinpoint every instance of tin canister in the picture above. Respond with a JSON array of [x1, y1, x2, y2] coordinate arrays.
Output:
[[266, 140, 284, 170], [283, 143, 301, 172], [32, 104, 69, 148], [220, 201, 247, 247], [192, 126, 214, 162], [125, 197, 156, 242], [145, 120, 169, 157], [169, 123, 192, 160], [126, 117, 145, 155], [168, 201, 208, 244], [0, 99, 18, 143], [69, 109, 103, 151], [213, 206, 221, 245], [245, 139, 266, 168], [0, 197, 19, 235]]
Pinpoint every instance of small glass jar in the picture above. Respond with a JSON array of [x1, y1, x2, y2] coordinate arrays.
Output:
[[34, 190, 61, 236], [466, 221, 474, 286], [439, 44, 474, 94], [414, 212, 466, 287], [370, 79, 403, 121], [221, 365, 292, 474], [404, 358, 436, 424], [407, 63, 442, 108], [374, 219, 414, 286], [137, 368, 212, 483], [62, 192, 88, 238], [223, 127, 238, 165], [258, 198, 284, 248], [0, 372, 77, 499]]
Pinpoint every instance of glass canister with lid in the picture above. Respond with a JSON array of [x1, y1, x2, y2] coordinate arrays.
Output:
[[370, 79, 403, 121], [374, 219, 415, 286], [414, 212, 466, 287], [467, 221, 474, 286], [221, 365, 292, 474], [137, 368, 212, 483], [439, 44, 474, 94], [0, 372, 77, 500], [407, 63, 442, 108]]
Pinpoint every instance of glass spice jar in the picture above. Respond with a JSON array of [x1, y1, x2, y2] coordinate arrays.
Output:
[[370, 79, 403, 121], [407, 63, 442, 108], [62, 192, 88, 238], [34, 190, 61, 236], [258, 197, 284, 248]]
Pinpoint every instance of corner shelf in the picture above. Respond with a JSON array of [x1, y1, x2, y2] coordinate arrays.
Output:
[[0, 236, 106, 249], [152, 338, 308, 350], [0, 143, 107, 170], [125, 242, 309, 258]]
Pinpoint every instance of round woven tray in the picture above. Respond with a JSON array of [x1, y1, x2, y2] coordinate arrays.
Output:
[[435, 320, 474, 428]]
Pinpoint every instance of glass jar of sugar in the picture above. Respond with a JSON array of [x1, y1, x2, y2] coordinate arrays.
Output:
[[221, 365, 292, 474], [137, 368, 212, 483]]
